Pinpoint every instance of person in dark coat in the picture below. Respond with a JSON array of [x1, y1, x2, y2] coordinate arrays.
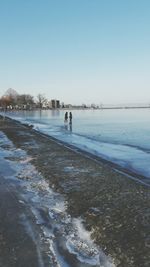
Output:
[[69, 112, 72, 124], [64, 112, 68, 122]]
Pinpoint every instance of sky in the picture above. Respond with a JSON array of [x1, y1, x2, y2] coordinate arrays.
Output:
[[0, 0, 150, 105]]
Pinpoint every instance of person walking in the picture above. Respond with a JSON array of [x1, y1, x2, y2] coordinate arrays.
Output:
[[64, 112, 68, 122], [69, 112, 72, 124]]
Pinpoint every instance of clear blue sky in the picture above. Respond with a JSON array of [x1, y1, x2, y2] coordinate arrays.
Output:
[[0, 0, 150, 105]]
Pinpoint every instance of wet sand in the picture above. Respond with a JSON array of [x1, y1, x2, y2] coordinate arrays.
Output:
[[0, 115, 150, 267]]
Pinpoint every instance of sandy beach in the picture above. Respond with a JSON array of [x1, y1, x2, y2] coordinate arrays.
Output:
[[0, 115, 149, 267]]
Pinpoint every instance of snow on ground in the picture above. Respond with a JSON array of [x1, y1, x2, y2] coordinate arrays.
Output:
[[0, 130, 115, 267]]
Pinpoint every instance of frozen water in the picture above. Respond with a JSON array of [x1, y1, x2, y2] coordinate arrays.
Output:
[[4, 108, 150, 181]]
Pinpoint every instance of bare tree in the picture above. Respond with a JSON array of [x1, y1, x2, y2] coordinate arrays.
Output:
[[0, 90, 35, 110], [16, 94, 35, 109], [36, 94, 47, 109], [0, 95, 13, 109]]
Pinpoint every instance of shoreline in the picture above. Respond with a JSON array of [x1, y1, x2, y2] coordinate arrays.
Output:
[[1, 106, 150, 111], [33, 129, 150, 188], [7, 115, 150, 187], [1, 111, 150, 187], [0, 115, 150, 266]]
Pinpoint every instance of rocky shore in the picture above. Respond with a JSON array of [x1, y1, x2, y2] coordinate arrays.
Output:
[[0, 115, 149, 267]]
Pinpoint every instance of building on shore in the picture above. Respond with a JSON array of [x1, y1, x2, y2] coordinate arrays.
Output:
[[49, 99, 60, 109]]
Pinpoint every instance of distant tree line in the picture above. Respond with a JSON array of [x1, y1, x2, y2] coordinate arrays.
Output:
[[0, 89, 48, 110]]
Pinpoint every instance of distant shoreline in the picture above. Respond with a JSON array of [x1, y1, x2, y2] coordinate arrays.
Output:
[[0, 106, 150, 112]]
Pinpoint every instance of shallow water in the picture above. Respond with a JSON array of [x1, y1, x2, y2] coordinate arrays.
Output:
[[3, 108, 150, 180]]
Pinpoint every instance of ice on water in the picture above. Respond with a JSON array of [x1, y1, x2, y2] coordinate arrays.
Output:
[[4, 108, 150, 181]]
